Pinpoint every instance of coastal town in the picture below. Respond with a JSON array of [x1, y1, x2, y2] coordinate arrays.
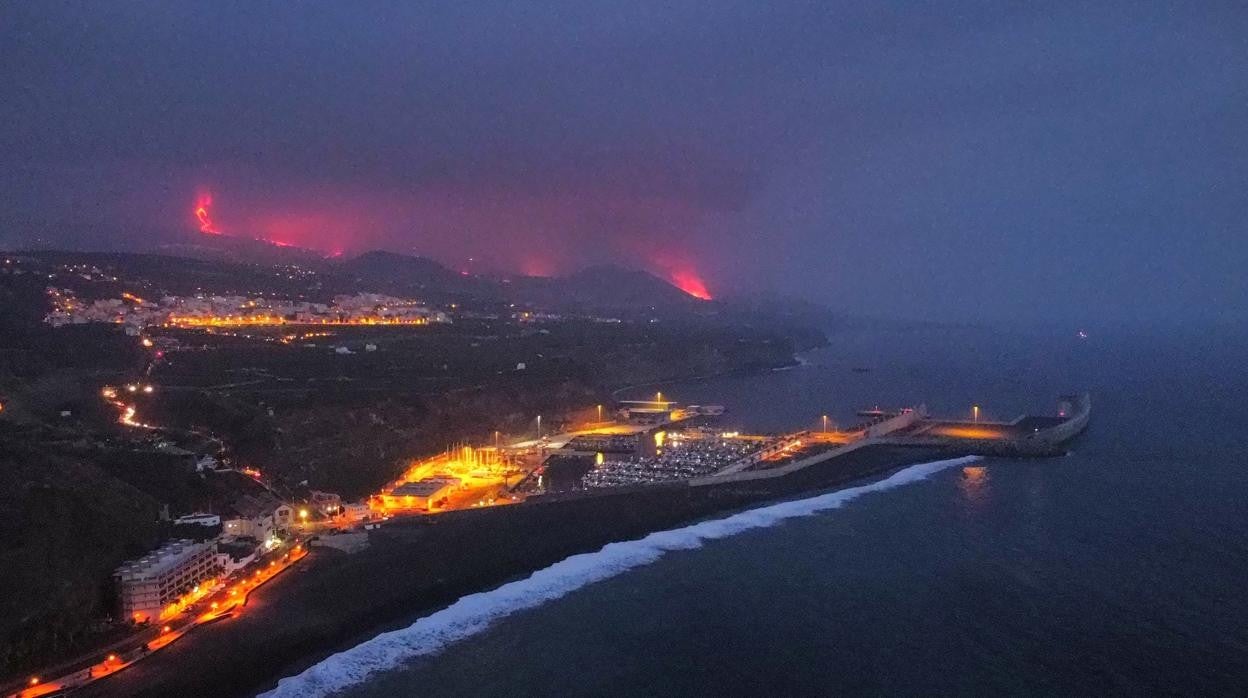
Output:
[[0, 251, 1089, 697], [44, 289, 451, 330], [5, 371, 1089, 697]]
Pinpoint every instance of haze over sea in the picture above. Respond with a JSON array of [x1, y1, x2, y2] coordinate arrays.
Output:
[[275, 324, 1248, 696]]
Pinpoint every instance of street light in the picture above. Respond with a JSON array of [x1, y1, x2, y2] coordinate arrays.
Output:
[[597, 404, 603, 422], [972, 405, 980, 422], [822, 415, 829, 433], [536, 415, 541, 438]]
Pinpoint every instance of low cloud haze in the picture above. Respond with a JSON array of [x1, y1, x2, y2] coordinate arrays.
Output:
[[3, 1, 1245, 324]]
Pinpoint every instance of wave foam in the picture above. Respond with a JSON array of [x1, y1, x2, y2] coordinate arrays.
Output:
[[261, 455, 980, 697]]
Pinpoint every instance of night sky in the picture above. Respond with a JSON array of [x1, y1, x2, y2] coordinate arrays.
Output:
[[3, 2, 1245, 324]]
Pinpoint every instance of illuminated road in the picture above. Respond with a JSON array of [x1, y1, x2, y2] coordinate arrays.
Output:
[[6, 544, 308, 698]]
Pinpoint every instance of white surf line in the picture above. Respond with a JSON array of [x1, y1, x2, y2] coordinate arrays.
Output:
[[261, 455, 981, 698]]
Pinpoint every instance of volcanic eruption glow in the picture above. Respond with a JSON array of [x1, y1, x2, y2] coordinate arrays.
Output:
[[195, 194, 220, 235], [670, 269, 712, 300]]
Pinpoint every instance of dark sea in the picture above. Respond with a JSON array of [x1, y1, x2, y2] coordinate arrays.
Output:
[[266, 325, 1248, 697]]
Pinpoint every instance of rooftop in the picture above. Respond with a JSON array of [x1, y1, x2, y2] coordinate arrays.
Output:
[[114, 539, 214, 581], [391, 477, 459, 497]]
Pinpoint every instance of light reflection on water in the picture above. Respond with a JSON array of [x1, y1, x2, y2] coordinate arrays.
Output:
[[958, 465, 990, 507]]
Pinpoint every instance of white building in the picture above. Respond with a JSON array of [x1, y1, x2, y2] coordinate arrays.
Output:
[[114, 539, 219, 623], [172, 512, 221, 528], [223, 496, 293, 541]]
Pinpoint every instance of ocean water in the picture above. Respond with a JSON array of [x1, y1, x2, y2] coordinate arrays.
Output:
[[268, 325, 1248, 696]]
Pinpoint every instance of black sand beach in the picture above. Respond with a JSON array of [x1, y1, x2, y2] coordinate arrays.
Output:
[[81, 445, 954, 697]]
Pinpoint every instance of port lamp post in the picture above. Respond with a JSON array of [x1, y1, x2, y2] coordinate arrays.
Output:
[[973, 405, 980, 422], [822, 415, 829, 433]]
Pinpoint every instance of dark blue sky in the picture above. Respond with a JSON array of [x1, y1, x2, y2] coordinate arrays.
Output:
[[2, 1, 1245, 324]]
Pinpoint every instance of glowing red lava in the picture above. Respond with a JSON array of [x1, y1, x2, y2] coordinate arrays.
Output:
[[669, 270, 712, 300], [195, 194, 220, 235]]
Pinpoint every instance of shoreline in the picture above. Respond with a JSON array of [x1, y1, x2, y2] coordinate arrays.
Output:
[[80, 444, 958, 698]]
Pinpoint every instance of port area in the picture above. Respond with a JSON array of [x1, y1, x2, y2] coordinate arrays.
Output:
[[357, 394, 1090, 524], [363, 423, 661, 518], [879, 394, 1092, 458], [546, 393, 1091, 493]]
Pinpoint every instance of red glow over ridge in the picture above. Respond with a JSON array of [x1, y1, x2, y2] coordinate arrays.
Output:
[[670, 269, 712, 300], [520, 256, 556, 278]]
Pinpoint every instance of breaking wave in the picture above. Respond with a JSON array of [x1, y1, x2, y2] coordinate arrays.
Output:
[[261, 455, 980, 697]]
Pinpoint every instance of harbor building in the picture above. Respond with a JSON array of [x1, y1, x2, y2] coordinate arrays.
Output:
[[114, 539, 220, 623], [377, 477, 460, 511]]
